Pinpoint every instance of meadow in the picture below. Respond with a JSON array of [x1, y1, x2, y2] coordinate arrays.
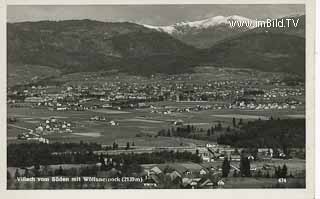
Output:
[[7, 104, 305, 147]]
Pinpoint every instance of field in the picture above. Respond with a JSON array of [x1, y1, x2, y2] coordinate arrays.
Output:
[[7, 104, 305, 147]]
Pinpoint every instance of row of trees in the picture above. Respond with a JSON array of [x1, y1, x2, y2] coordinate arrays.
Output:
[[8, 142, 202, 167]]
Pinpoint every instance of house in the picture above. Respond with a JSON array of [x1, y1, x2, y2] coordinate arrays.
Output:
[[257, 148, 274, 160], [143, 175, 160, 188], [102, 104, 112, 108], [182, 177, 202, 189], [138, 103, 148, 108], [168, 170, 181, 179], [279, 152, 287, 158], [39, 137, 49, 144], [35, 126, 44, 133], [248, 155, 255, 161], [65, 128, 72, 133], [150, 166, 162, 175], [56, 107, 67, 111], [198, 147, 215, 162], [217, 179, 225, 187], [183, 169, 192, 176], [209, 166, 216, 172], [230, 154, 241, 161], [199, 168, 208, 175], [167, 171, 182, 185], [173, 120, 183, 126], [109, 121, 118, 126], [198, 178, 214, 188]]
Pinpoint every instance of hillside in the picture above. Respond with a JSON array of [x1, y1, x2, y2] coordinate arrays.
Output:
[[7, 63, 61, 87], [7, 20, 197, 74], [200, 32, 305, 75], [7, 19, 305, 77]]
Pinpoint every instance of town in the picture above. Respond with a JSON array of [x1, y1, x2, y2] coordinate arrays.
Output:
[[7, 68, 306, 189]]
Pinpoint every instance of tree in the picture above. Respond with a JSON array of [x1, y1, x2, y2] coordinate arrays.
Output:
[[99, 154, 106, 170], [112, 142, 118, 150], [265, 171, 270, 178], [25, 169, 30, 177], [281, 164, 288, 178], [167, 129, 171, 137], [240, 155, 251, 177], [222, 157, 231, 177], [233, 170, 238, 177], [14, 169, 20, 178], [256, 170, 262, 177], [217, 122, 222, 130], [234, 148, 240, 155], [58, 166, 64, 176], [275, 166, 282, 178], [207, 129, 211, 137]]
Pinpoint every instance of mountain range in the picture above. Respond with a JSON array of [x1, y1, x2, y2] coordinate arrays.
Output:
[[7, 15, 305, 78], [143, 15, 305, 48]]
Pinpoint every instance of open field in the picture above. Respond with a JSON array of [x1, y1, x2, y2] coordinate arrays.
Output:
[[89, 109, 130, 114], [7, 105, 305, 146], [211, 114, 269, 120]]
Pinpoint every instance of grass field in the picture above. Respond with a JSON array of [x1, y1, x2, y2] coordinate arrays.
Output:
[[7, 105, 305, 146]]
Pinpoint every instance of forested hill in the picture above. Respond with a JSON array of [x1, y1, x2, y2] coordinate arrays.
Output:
[[199, 32, 305, 75], [217, 119, 305, 148], [7, 20, 198, 75]]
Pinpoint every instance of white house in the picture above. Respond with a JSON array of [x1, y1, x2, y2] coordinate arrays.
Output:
[[217, 179, 225, 187]]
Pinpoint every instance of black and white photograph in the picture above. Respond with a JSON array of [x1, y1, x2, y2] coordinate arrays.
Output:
[[5, 3, 311, 190]]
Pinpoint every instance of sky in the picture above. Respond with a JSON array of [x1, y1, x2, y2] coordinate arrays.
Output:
[[7, 5, 305, 26]]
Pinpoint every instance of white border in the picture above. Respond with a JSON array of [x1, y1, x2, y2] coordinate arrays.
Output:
[[0, 1, 315, 199], [315, 0, 319, 198]]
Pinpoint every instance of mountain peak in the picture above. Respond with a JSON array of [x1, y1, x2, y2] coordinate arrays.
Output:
[[142, 15, 255, 34]]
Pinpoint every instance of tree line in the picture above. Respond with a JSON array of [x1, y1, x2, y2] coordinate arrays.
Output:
[[8, 142, 201, 167], [217, 119, 305, 149]]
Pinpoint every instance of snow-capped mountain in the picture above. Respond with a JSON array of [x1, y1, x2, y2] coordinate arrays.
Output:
[[143, 15, 257, 34], [142, 15, 257, 48]]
